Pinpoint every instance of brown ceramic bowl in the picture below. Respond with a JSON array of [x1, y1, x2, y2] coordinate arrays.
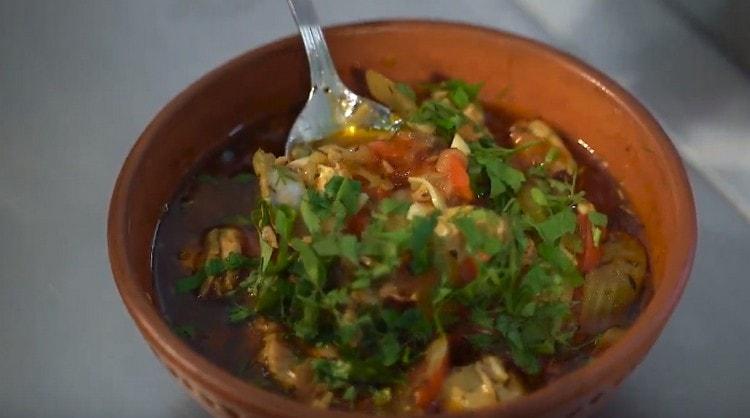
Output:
[[108, 20, 696, 418]]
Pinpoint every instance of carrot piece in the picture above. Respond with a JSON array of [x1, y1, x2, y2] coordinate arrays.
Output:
[[412, 336, 450, 410], [578, 212, 603, 273], [436, 149, 473, 202]]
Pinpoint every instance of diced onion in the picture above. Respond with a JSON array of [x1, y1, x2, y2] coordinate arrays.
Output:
[[407, 202, 436, 220], [408, 176, 447, 210], [450, 133, 471, 155]]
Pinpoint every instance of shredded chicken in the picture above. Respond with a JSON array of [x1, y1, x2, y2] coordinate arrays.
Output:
[[254, 319, 334, 407], [198, 227, 244, 298], [252, 150, 304, 206], [510, 119, 576, 175], [258, 329, 299, 389], [408, 176, 446, 209], [440, 356, 525, 412]]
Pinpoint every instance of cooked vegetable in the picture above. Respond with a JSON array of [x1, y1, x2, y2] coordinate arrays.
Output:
[[156, 71, 649, 413], [510, 119, 576, 175], [365, 70, 418, 117], [436, 149, 473, 202], [256, 319, 300, 389], [450, 133, 471, 155], [580, 232, 647, 333], [577, 208, 604, 273]]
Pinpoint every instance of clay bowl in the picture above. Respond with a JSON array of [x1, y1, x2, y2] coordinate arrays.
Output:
[[108, 20, 696, 418]]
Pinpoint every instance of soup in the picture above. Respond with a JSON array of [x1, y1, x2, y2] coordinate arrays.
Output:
[[152, 71, 649, 413]]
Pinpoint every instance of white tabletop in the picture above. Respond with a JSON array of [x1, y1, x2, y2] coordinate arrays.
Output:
[[2, 1, 749, 417]]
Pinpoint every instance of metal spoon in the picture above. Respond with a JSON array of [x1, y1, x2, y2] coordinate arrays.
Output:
[[285, 0, 398, 157]]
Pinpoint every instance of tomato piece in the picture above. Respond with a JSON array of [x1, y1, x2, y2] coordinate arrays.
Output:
[[457, 257, 478, 285], [345, 208, 371, 237], [436, 149, 473, 202], [367, 132, 434, 186], [367, 138, 413, 162], [578, 212, 603, 273]]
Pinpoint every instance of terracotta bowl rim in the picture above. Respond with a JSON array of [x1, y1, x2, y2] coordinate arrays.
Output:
[[108, 19, 697, 417]]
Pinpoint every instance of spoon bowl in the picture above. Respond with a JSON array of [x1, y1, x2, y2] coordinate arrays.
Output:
[[285, 0, 397, 157]]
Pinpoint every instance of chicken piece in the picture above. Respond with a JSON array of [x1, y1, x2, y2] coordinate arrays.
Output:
[[198, 227, 244, 298], [408, 176, 446, 210], [292, 359, 335, 408], [287, 145, 386, 194], [462, 103, 485, 126], [260, 333, 299, 389], [378, 281, 419, 304], [440, 356, 525, 412], [510, 119, 576, 175], [254, 319, 334, 407], [286, 152, 340, 192], [252, 150, 304, 206]]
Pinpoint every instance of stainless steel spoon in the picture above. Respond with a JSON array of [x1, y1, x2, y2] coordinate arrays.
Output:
[[285, 0, 398, 157]]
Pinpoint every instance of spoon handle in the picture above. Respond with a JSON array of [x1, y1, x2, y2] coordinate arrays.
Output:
[[287, 0, 345, 91]]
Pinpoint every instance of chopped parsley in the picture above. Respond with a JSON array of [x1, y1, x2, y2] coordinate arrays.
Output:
[[172, 324, 197, 339], [175, 252, 257, 294]]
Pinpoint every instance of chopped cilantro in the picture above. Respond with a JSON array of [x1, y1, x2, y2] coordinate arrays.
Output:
[[410, 100, 467, 139], [231, 172, 255, 183], [342, 386, 357, 403], [175, 272, 206, 294], [196, 173, 219, 184], [394, 82, 416, 100], [290, 238, 323, 287], [228, 305, 254, 323], [441, 79, 482, 104], [379, 334, 401, 366], [468, 140, 526, 206], [172, 324, 197, 339], [312, 358, 352, 389], [175, 252, 257, 294], [530, 187, 548, 206], [408, 214, 438, 274], [537, 210, 577, 243], [588, 211, 608, 227]]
